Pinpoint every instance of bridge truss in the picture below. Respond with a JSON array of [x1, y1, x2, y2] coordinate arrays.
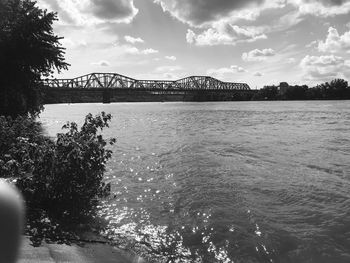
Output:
[[42, 73, 250, 91]]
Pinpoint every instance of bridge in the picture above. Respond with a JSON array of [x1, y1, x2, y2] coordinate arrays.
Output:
[[42, 72, 250, 91], [41, 73, 254, 104]]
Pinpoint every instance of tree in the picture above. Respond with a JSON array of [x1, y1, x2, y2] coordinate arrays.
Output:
[[315, 79, 349, 99], [255, 85, 278, 100], [285, 85, 308, 100], [0, 0, 69, 116], [305, 86, 323, 99], [328, 79, 349, 99]]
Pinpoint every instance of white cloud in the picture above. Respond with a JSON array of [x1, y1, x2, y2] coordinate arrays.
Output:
[[143, 48, 159, 54], [124, 46, 140, 54], [207, 65, 247, 79], [291, 0, 350, 17], [36, 0, 138, 26], [300, 54, 350, 81], [287, 58, 296, 64], [165, 56, 177, 61], [154, 0, 297, 46], [91, 60, 110, 67], [186, 30, 196, 44], [242, 48, 276, 61], [231, 65, 247, 73], [186, 23, 266, 46], [254, 72, 263, 76], [317, 27, 350, 53], [273, 10, 303, 31], [125, 47, 159, 55], [306, 40, 318, 49], [154, 0, 350, 47], [124, 36, 144, 44]]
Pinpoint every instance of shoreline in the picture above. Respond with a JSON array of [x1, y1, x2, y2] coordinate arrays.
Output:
[[21, 207, 148, 263], [19, 233, 146, 263]]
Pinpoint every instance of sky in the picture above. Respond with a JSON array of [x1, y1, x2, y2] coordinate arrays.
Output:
[[36, 0, 350, 89]]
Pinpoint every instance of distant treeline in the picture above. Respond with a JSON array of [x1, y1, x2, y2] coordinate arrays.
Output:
[[252, 79, 350, 100]]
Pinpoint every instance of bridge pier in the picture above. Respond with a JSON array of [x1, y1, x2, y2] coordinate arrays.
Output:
[[102, 90, 111, 104]]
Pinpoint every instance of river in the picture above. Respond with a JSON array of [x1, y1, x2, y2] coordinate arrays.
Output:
[[40, 101, 350, 263]]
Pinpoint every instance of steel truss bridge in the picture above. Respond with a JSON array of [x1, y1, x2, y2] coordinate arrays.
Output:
[[42, 73, 251, 91]]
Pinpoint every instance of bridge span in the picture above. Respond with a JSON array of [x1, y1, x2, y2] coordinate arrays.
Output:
[[41, 73, 255, 104], [42, 73, 250, 91]]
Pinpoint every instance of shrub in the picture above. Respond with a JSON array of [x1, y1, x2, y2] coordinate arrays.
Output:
[[0, 112, 115, 220], [0, 115, 46, 178]]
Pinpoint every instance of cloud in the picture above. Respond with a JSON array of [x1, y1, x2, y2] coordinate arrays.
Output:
[[231, 65, 247, 73], [186, 23, 266, 46], [165, 56, 177, 61], [291, 0, 350, 17], [36, 0, 76, 24], [143, 48, 159, 54], [306, 40, 318, 48], [91, 60, 110, 67], [154, 0, 296, 46], [125, 47, 159, 55], [36, 0, 138, 26], [207, 65, 247, 79], [154, 0, 287, 27], [271, 9, 303, 31], [90, 0, 137, 20], [242, 48, 276, 61], [317, 27, 350, 53], [155, 1, 350, 47], [154, 0, 350, 43], [124, 36, 144, 44], [287, 58, 296, 64], [300, 54, 350, 81], [186, 30, 196, 44]]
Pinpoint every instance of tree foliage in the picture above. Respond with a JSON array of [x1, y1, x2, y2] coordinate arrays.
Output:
[[251, 79, 350, 101], [317, 79, 349, 99], [284, 85, 308, 100], [0, 0, 69, 116], [252, 85, 279, 100], [0, 112, 115, 220]]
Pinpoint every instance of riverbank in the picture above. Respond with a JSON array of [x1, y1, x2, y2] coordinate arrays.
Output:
[[19, 235, 145, 263], [21, 205, 148, 263]]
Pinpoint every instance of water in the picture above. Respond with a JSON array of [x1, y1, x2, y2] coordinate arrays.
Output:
[[40, 101, 350, 263]]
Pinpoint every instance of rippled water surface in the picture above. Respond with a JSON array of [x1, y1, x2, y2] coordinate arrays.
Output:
[[40, 101, 350, 263]]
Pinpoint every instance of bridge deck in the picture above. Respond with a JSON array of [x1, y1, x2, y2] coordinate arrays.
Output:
[[42, 73, 250, 91]]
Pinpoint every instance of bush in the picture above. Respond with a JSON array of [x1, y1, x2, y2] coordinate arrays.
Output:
[[0, 112, 115, 220], [0, 115, 46, 178]]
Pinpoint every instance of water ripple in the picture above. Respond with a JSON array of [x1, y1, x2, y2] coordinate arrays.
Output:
[[40, 101, 350, 263]]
